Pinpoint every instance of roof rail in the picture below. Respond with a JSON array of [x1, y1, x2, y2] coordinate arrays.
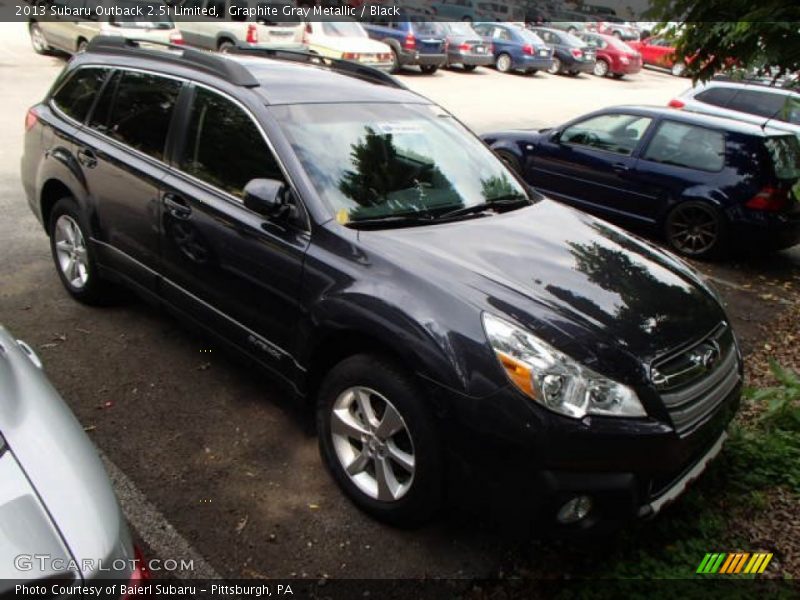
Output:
[[84, 36, 260, 88], [226, 44, 408, 90]]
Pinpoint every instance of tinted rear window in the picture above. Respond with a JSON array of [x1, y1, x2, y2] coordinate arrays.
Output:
[[644, 121, 725, 172], [765, 136, 800, 180], [726, 89, 786, 119], [695, 87, 737, 108], [51, 68, 109, 123]]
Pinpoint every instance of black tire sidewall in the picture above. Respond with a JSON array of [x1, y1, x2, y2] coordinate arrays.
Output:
[[496, 150, 522, 176], [664, 200, 729, 260], [48, 197, 110, 303], [316, 354, 443, 527]]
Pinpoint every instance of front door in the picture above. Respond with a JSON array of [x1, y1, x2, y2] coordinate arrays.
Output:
[[159, 85, 309, 382]]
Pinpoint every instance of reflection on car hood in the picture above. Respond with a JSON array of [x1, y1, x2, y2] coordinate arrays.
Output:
[[364, 200, 723, 364]]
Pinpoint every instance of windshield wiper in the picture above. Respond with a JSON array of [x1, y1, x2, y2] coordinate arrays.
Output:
[[345, 214, 436, 229], [437, 195, 530, 220]]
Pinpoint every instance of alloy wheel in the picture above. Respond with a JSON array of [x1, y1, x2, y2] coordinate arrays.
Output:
[[593, 59, 609, 77], [496, 53, 512, 73], [330, 386, 415, 502], [671, 61, 686, 77], [548, 57, 561, 74], [666, 203, 719, 256], [54, 215, 89, 289]]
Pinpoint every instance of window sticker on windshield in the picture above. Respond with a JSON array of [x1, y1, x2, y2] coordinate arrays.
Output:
[[376, 123, 424, 135]]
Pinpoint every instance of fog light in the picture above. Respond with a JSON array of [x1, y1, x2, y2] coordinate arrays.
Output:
[[557, 495, 592, 524]]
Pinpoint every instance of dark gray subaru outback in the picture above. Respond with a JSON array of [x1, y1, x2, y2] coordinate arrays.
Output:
[[21, 37, 741, 532]]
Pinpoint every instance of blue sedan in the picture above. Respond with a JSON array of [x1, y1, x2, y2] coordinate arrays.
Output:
[[473, 22, 554, 75], [484, 106, 800, 258]]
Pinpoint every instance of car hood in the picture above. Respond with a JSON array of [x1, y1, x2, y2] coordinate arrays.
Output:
[[360, 200, 724, 367], [0, 326, 133, 582]]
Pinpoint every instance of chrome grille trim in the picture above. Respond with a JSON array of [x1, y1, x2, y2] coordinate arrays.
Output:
[[653, 322, 741, 435]]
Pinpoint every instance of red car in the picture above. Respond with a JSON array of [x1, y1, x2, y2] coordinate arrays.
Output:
[[579, 32, 642, 78], [627, 36, 688, 77]]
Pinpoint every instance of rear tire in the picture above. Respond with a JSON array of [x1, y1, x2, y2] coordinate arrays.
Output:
[[462, 64, 477, 72], [389, 47, 401, 74], [547, 57, 561, 75], [495, 149, 522, 176], [671, 61, 687, 77], [496, 53, 512, 73], [664, 200, 728, 259], [420, 65, 438, 74], [48, 198, 117, 304], [217, 39, 235, 53], [612, 73, 625, 79], [593, 58, 609, 77], [317, 354, 443, 527]]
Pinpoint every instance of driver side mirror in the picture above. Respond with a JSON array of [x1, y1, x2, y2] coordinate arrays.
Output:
[[243, 178, 290, 218], [550, 129, 563, 143]]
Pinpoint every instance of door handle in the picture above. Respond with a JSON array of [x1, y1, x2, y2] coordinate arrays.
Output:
[[163, 194, 192, 219], [612, 162, 630, 173], [76, 148, 97, 168]]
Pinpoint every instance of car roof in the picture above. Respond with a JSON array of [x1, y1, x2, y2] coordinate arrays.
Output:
[[76, 40, 428, 106], [604, 105, 792, 136], [692, 79, 798, 97]]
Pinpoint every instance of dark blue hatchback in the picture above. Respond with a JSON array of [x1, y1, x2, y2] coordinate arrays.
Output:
[[484, 106, 800, 258], [473, 22, 553, 75]]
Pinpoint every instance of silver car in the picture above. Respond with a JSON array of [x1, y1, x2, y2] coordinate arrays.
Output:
[[670, 80, 800, 139], [0, 325, 144, 592]]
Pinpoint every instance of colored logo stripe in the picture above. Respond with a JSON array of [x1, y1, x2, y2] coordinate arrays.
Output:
[[697, 552, 773, 575]]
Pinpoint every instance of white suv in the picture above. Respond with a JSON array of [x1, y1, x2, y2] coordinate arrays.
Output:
[[670, 80, 800, 139], [178, 0, 304, 52]]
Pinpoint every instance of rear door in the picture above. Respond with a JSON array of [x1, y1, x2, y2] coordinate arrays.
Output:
[[78, 69, 183, 292], [158, 85, 309, 381], [529, 111, 655, 220]]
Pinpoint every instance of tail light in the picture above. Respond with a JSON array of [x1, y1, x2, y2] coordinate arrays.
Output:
[[746, 187, 789, 212], [25, 107, 38, 132], [668, 98, 685, 109], [522, 43, 534, 56], [246, 24, 258, 44], [571, 48, 583, 58], [342, 52, 360, 61], [458, 42, 470, 52], [302, 23, 311, 44], [403, 32, 416, 51], [168, 31, 184, 45]]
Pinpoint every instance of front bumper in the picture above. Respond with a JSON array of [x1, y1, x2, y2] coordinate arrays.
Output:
[[429, 370, 740, 533]]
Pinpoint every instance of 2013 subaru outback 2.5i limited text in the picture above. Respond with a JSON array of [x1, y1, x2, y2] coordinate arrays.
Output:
[[21, 37, 741, 532]]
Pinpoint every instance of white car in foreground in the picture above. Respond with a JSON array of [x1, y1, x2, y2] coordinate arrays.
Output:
[[304, 19, 394, 71]]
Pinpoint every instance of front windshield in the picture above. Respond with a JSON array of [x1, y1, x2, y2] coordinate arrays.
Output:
[[271, 103, 528, 223], [321, 20, 367, 38]]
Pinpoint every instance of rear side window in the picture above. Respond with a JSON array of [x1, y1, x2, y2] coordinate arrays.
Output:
[[765, 136, 800, 180], [51, 68, 109, 123], [695, 87, 736, 108], [96, 71, 182, 160], [643, 121, 725, 172], [726, 89, 786, 119], [179, 88, 284, 198]]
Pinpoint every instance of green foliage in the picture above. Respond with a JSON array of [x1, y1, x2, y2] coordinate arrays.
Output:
[[744, 361, 800, 432], [647, 2, 800, 83]]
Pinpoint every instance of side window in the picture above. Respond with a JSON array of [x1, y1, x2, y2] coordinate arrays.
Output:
[[643, 121, 725, 172], [87, 70, 120, 132], [179, 87, 284, 199], [51, 68, 109, 123], [695, 87, 736, 108], [561, 113, 652, 155], [726, 89, 786, 119], [103, 71, 182, 160]]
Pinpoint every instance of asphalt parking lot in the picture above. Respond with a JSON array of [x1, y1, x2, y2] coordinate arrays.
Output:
[[1, 22, 799, 580]]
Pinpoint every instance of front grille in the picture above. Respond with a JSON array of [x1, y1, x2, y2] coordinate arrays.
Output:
[[651, 323, 740, 435]]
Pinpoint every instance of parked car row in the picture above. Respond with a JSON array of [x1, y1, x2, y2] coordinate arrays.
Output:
[[29, 2, 674, 79]]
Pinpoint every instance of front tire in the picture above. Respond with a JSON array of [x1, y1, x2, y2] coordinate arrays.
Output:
[[48, 198, 116, 304], [317, 354, 443, 527], [671, 61, 687, 77], [495, 149, 522, 175]]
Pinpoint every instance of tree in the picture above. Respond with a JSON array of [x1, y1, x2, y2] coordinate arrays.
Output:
[[647, 1, 800, 84]]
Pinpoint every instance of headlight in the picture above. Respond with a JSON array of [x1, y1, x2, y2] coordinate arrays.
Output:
[[482, 313, 646, 419]]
